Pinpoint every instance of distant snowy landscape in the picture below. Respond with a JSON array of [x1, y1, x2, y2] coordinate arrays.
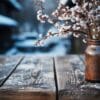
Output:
[[0, 0, 85, 55]]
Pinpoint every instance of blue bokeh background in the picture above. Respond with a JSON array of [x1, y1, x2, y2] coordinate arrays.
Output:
[[0, 0, 85, 56]]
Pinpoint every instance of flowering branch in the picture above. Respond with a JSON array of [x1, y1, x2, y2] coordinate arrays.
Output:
[[34, 0, 100, 45]]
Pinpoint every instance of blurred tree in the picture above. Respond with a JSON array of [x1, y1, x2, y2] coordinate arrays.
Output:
[[0, 0, 22, 54]]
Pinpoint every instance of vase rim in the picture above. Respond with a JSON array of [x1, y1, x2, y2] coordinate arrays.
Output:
[[87, 39, 100, 45], [87, 39, 100, 42]]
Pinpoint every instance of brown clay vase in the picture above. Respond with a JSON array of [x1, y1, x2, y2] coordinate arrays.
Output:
[[85, 39, 100, 82]]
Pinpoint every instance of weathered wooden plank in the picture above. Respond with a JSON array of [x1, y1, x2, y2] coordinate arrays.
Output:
[[55, 55, 100, 100], [0, 56, 23, 86], [0, 56, 56, 100]]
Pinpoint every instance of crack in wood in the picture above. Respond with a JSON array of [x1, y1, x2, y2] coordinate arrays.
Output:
[[0, 56, 24, 87]]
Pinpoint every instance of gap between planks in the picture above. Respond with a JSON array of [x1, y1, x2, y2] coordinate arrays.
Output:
[[53, 57, 58, 100], [0, 56, 24, 87], [0, 56, 56, 100]]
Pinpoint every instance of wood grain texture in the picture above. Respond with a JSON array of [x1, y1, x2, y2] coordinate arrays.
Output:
[[0, 56, 23, 86], [0, 56, 56, 100], [55, 55, 100, 100]]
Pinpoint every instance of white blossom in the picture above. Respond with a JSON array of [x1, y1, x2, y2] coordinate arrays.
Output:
[[59, 0, 68, 5], [72, 0, 76, 4], [36, 0, 100, 45], [39, 0, 45, 3]]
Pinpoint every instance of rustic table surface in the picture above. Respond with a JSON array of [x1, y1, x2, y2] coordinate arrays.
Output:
[[0, 55, 100, 100]]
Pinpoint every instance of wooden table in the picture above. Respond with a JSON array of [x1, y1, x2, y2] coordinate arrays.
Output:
[[0, 55, 100, 100]]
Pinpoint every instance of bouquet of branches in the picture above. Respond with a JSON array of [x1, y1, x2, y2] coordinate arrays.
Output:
[[35, 0, 100, 45]]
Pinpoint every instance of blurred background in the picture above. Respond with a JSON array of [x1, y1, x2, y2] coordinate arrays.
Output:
[[0, 0, 86, 56]]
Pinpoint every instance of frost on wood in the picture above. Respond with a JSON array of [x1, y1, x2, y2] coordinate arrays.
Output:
[[35, 0, 100, 46]]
